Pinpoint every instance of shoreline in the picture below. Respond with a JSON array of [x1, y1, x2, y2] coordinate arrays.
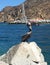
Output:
[[0, 21, 50, 25], [0, 19, 50, 24]]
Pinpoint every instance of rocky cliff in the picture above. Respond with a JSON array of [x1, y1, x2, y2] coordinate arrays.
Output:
[[0, 0, 50, 22], [0, 42, 47, 65]]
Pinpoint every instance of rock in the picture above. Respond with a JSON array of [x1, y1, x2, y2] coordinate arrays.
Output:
[[11, 42, 47, 65], [0, 44, 19, 64], [0, 42, 47, 65], [0, 61, 8, 65]]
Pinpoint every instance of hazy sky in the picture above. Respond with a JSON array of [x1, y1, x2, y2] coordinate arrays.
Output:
[[0, 0, 25, 11]]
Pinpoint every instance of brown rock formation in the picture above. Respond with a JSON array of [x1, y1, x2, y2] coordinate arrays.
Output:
[[0, 0, 50, 22]]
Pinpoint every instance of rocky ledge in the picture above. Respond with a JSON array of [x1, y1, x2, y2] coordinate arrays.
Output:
[[0, 42, 47, 65]]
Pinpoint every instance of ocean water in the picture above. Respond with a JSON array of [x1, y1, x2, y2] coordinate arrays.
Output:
[[0, 22, 50, 65]]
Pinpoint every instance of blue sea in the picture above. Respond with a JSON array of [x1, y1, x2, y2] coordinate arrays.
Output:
[[0, 22, 50, 65]]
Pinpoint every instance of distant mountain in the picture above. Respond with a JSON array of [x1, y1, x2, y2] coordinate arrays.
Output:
[[0, 0, 50, 22]]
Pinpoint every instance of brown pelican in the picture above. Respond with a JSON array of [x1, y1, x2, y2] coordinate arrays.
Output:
[[22, 22, 32, 42]]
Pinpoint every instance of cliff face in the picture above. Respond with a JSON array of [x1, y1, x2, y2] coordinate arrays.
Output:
[[0, 0, 50, 22], [25, 0, 50, 19], [0, 6, 22, 22], [0, 42, 47, 65]]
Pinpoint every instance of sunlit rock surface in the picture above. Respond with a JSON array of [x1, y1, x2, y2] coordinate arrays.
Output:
[[0, 61, 8, 65], [0, 42, 47, 65]]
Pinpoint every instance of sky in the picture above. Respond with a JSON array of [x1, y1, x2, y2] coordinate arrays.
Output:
[[0, 0, 25, 11]]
